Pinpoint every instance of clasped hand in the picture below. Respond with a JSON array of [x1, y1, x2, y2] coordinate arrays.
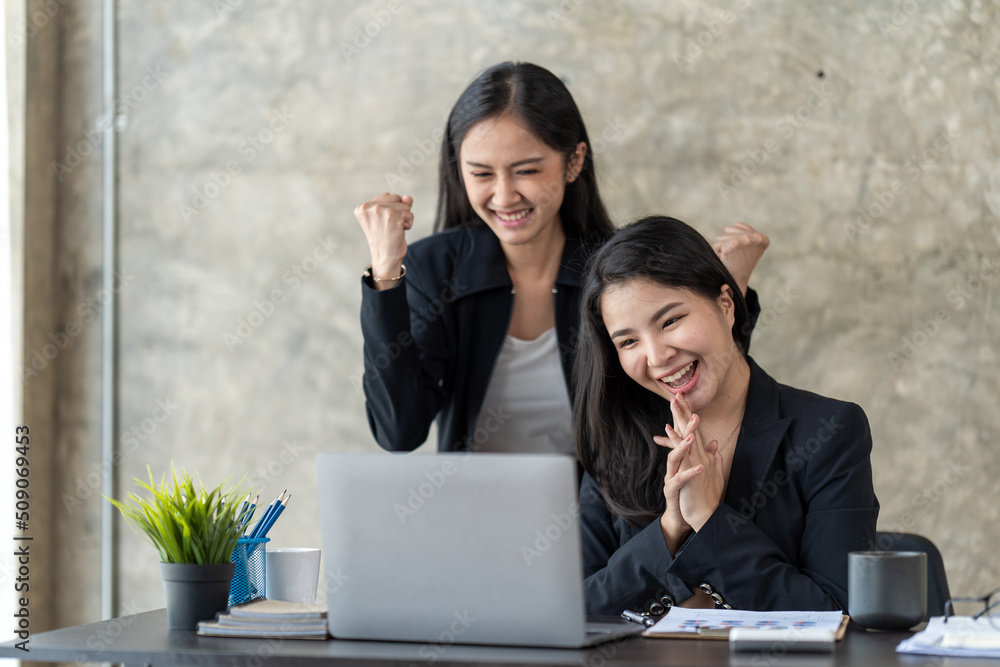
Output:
[[652, 392, 725, 554]]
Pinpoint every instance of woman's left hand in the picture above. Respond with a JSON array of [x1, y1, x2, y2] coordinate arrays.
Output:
[[676, 433, 724, 531], [713, 223, 769, 296], [654, 393, 725, 531]]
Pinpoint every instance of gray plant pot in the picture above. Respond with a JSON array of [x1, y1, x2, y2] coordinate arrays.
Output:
[[159, 562, 236, 631]]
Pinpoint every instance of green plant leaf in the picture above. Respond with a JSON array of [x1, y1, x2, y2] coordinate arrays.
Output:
[[105, 463, 254, 565]]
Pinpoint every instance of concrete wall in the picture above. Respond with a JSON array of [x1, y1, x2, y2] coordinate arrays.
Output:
[[19, 0, 999, 627]]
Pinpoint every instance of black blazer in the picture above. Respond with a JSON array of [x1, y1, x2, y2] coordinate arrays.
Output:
[[580, 358, 879, 614], [359, 224, 591, 452]]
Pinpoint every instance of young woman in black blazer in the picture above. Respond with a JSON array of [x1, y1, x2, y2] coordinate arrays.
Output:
[[574, 216, 878, 614], [355, 62, 769, 454]]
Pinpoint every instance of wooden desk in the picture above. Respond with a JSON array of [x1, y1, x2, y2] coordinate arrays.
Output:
[[0, 609, 991, 666]]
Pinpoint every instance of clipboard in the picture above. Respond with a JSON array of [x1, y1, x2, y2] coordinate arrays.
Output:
[[642, 610, 850, 641]]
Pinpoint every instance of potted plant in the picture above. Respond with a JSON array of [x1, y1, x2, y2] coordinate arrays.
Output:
[[108, 465, 252, 630]]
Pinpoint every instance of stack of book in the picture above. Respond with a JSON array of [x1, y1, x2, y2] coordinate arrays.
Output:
[[197, 599, 328, 639]]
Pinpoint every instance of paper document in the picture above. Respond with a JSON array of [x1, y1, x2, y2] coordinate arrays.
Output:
[[646, 607, 845, 637], [897, 616, 1000, 658]]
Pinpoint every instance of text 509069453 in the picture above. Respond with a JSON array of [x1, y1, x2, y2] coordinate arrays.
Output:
[[13, 425, 31, 652]]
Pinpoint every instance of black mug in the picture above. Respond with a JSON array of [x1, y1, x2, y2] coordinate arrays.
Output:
[[848, 551, 927, 631]]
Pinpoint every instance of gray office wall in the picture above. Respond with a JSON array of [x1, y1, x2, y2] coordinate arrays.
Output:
[[21, 0, 999, 628]]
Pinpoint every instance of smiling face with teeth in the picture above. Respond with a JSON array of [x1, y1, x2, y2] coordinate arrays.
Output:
[[602, 278, 748, 418], [459, 114, 585, 249]]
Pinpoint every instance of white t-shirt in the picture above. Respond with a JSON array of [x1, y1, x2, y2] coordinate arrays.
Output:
[[472, 327, 574, 454]]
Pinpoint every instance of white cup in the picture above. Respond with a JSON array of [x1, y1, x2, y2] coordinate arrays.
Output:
[[265, 548, 321, 603]]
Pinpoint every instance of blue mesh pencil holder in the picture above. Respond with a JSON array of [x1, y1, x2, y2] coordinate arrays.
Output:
[[229, 537, 268, 607]]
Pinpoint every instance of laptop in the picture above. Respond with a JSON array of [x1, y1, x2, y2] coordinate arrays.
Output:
[[315, 452, 643, 648]]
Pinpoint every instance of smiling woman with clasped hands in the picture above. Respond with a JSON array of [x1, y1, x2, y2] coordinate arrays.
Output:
[[573, 216, 879, 615]]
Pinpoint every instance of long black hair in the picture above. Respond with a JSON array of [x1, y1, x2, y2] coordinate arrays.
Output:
[[572, 216, 751, 526], [434, 62, 614, 243]]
